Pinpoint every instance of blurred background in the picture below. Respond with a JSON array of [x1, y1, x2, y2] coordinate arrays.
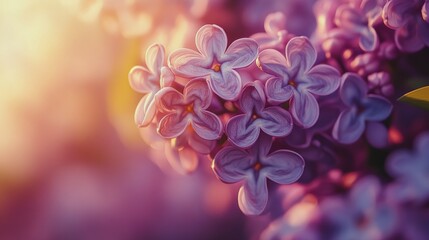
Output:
[[0, 0, 274, 239]]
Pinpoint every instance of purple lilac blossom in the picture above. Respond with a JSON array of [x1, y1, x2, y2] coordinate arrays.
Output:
[[250, 12, 293, 51], [155, 78, 223, 140], [212, 134, 304, 215], [334, 0, 383, 52], [319, 176, 397, 240], [257, 36, 341, 128], [382, 0, 429, 52], [168, 24, 259, 100], [129, 43, 174, 127], [333, 73, 392, 144], [386, 132, 429, 203], [226, 81, 293, 148]]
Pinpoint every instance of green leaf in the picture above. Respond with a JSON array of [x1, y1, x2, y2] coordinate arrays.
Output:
[[398, 86, 429, 110]]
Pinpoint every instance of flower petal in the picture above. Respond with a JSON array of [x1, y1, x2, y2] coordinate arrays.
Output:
[[195, 24, 227, 59], [129, 66, 157, 93], [417, 18, 429, 46], [362, 95, 392, 121], [265, 12, 286, 34], [395, 19, 425, 52], [333, 109, 365, 144], [416, 132, 429, 157], [387, 150, 415, 178], [340, 73, 368, 106], [184, 79, 212, 109], [349, 176, 381, 213], [305, 64, 341, 96], [382, 0, 411, 29], [359, 26, 379, 51], [259, 106, 293, 137], [212, 146, 252, 183], [423, 1, 429, 23], [239, 81, 266, 113], [145, 43, 165, 75], [191, 110, 223, 140], [209, 69, 242, 100], [285, 36, 316, 73], [165, 144, 199, 174], [226, 114, 260, 148], [265, 77, 294, 104], [223, 38, 259, 69], [264, 150, 304, 184], [290, 91, 319, 128], [135, 93, 156, 127], [238, 175, 268, 215], [188, 133, 215, 154], [168, 48, 210, 77], [157, 113, 189, 139], [160, 66, 175, 88], [156, 87, 185, 112], [257, 49, 288, 77]]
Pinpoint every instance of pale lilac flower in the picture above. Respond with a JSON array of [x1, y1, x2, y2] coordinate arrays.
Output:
[[334, 0, 383, 52], [367, 72, 394, 97], [386, 132, 429, 203], [168, 24, 259, 100], [382, 0, 429, 52], [129, 43, 174, 127], [226, 81, 293, 148], [319, 176, 397, 240], [250, 12, 293, 51], [212, 134, 304, 215], [257, 36, 341, 128], [155, 78, 223, 140], [333, 73, 392, 144]]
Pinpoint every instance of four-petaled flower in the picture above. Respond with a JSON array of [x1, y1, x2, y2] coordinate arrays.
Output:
[[257, 36, 341, 128], [382, 0, 429, 52], [155, 78, 223, 140], [129, 43, 174, 127], [169, 24, 259, 100], [386, 132, 429, 203], [333, 73, 392, 144], [212, 134, 305, 215], [226, 81, 293, 148], [334, 0, 383, 51]]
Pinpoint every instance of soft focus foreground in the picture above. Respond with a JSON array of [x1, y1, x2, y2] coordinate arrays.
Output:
[[1, 0, 429, 240]]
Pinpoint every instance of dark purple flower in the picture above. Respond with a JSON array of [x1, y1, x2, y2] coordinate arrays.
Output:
[[257, 36, 341, 128], [250, 12, 292, 51], [333, 73, 392, 144], [168, 24, 259, 100], [226, 81, 293, 148], [155, 78, 223, 140], [212, 134, 304, 215], [334, 0, 383, 51], [386, 132, 429, 203], [319, 176, 397, 240], [129, 43, 174, 127], [382, 0, 429, 52]]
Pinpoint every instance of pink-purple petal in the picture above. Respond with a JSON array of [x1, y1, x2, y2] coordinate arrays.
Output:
[[290, 91, 319, 128], [265, 77, 294, 104], [265, 12, 286, 34], [305, 64, 341, 96], [259, 107, 293, 137], [128, 66, 157, 93], [333, 109, 366, 144], [238, 175, 268, 215], [340, 73, 368, 106], [160, 66, 174, 88], [423, 1, 429, 23], [223, 38, 259, 69], [188, 133, 215, 154], [145, 43, 165, 75], [263, 150, 304, 184], [209, 69, 242, 100], [362, 95, 392, 121], [156, 87, 185, 112], [157, 113, 190, 138], [359, 27, 379, 51], [382, 0, 412, 29], [240, 82, 266, 113], [257, 49, 288, 77], [195, 24, 227, 59], [191, 110, 223, 140], [135, 93, 156, 127], [212, 146, 252, 183], [168, 48, 211, 77], [184, 79, 212, 109], [285, 36, 317, 73], [395, 19, 425, 52], [226, 115, 260, 148]]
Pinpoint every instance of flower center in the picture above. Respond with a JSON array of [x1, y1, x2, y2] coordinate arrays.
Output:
[[212, 63, 221, 72], [186, 104, 194, 113], [251, 113, 259, 120], [253, 162, 262, 171], [288, 79, 297, 87]]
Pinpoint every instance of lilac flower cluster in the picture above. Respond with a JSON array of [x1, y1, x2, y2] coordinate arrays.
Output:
[[129, 0, 429, 222]]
